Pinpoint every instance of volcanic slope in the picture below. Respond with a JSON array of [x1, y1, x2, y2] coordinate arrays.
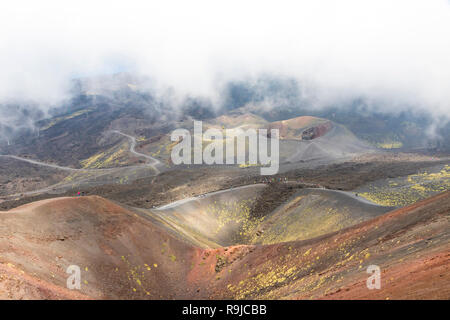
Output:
[[143, 186, 394, 248], [280, 120, 373, 163], [234, 115, 374, 163], [136, 114, 374, 171], [248, 188, 394, 245], [142, 184, 267, 248], [0, 191, 448, 299], [202, 191, 450, 299], [0, 196, 202, 299]]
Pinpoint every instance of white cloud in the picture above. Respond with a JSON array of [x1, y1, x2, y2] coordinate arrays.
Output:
[[0, 0, 449, 117]]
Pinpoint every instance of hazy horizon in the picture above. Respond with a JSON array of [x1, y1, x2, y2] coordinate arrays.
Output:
[[1, 0, 449, 121]]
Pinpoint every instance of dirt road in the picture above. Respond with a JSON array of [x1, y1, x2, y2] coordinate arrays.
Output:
[[0, 130, 161, 173], [155, 183, 383, 211], [110, 130, 161, 174], [155, 184, 266, 210], [0, 130, 162, 199]]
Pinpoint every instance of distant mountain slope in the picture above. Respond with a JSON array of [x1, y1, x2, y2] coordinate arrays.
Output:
[[225, 76, 449, 151], [143, 184, 267, 248], [283, 123, 373, 163], [209, 111, 268, 129]]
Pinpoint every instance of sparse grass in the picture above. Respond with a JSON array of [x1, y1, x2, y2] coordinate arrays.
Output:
[[80, 143, 130, 169], [359, 164, 449, 206], [206, 198, 263, 241]]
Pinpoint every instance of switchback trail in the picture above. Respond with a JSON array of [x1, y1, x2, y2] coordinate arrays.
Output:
[[0, 130, 162, 199], [0, 130, 161, 174], [110, 130, 161, 174]]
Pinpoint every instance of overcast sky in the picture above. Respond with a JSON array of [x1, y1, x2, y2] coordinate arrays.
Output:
[[0, 0, 449, 118]]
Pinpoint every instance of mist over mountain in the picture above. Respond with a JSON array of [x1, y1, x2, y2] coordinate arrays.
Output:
[[1, 72, 448, 153], [1, 1, 449, 130]]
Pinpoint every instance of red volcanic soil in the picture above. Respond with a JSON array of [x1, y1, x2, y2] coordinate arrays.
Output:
[[268, 116, 332, 140], [0, 262, 90, 300], [0, 196, 201, 299], [306, 121, 333, 139], [0, 192, 449, 299], [199, 191, 450, 299]]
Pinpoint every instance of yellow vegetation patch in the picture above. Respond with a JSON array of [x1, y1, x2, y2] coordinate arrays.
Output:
[[206, 198, 263, 241], [376, 141, 403, 149], [80, 143, 130, 169], [228, 264, 298, 299], [359, 164, 449, 207], [40, 109, 92, 131]]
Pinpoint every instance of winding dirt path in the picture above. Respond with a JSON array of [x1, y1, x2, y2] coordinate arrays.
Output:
[[155, 183, 386, 211], [0, 130, 161, 174], [303, 188, 385, 206], [155, 184, 266, 210], [0, 130, 162, 199], [110, 130, 161, 174], [0, 154, 83, 172]]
